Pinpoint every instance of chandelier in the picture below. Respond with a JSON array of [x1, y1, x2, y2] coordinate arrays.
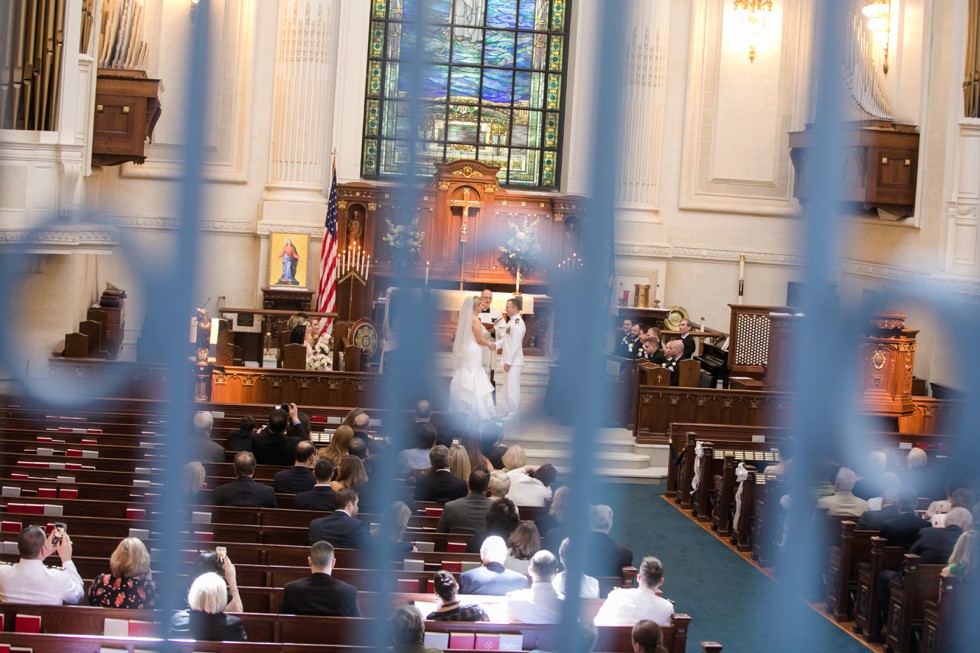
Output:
[[732, 0, 774, 63]]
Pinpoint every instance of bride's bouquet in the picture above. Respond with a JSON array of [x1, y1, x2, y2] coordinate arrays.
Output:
[[306, 321, 333, 371]]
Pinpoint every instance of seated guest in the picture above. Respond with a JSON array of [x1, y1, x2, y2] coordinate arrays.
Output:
[[183, 461, 207, 505], [480, 422, 509, 470], [553, 537, 599, 599], [581, 504, 634, 579], [615, 319, 638, 357], [931, 488, 976, 528], [942, 530, 976, 579], [253, 404, 306, 466], [878, 491, 931, 548], [816, 467, 869, 517], [632, 619, 670, 653], [226, 415, 258, 452], [926, 480, 967, 519], [488, 470, 512, 502], [677, 319, 696, 360], [427, 570, 489, 622], [466, 497, 521, 554], [88, 537, 156, 608], [902, 446, 942, 500], [595, 556, 674, 626], [344, 408, 373, 447], [415, 445, 468, 504], [459, 535, 529, 595], [639, 338, 667, 364], [192, 411, 226, 464], [213, 452, 277, 508], [293, 459, 337, 511], [505, 520, 541, 575], [502, 446, 553, 508], [0, 525, 83, 605], [374, 501, 414, 553], [398, 423, 437, 473], [505, 550, 564, 624], [449, 443, 472, 482], [330, 455, 369, 492], [308, 488, 370, 549], [280, 541, 360, 616], [274, 440, 317, 494], [319, 425, 354, 466], [437, 468, 493, 534], [170, 573, 246, 642], [866, 472, 900, 511], [856, 487, 900, 531], [853, 450, 888, 500], [911, 507, 973, 564], [391, 605, 441, 653], [187, 552, 242, 612], [462, 432, 491, 471], [537, 486, 571, 552]]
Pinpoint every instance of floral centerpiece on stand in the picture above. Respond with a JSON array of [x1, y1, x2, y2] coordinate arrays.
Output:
[[383, 216, 425, 272], [498, 216, 541, 293], [305, 320, 334, 371]]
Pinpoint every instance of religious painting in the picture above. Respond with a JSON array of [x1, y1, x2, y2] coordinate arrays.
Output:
[[346, 204, 366, 248], [268, 233, 310, 288], [362, 0, 571, 189]]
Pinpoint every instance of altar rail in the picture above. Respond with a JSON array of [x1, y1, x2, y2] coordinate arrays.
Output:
[[209, 366, 385, 407]]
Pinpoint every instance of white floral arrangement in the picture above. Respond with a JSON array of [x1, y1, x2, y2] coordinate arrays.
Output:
[[499, 216, 541, 274], [305, 321, 333, 371], [383, 217, 424, 262]]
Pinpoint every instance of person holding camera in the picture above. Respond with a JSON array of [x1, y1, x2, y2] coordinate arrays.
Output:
[[253, 404, 307, 466], [0, 525, 83, 605]]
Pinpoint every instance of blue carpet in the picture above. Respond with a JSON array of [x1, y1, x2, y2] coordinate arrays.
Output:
[[600, 483, 871, 652]]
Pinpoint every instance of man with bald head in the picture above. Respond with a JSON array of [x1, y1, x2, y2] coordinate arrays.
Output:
[[661, 340, 684, 386]]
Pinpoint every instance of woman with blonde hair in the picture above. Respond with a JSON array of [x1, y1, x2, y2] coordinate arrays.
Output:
[[320, 425, 354, 466], [373, 501, 415, 553], [88, 537, 157, 608], [330, 454, 369, 492], [449, 444, 472, 482], [183, 461, 207, 505], [943, 530, 977, 578]]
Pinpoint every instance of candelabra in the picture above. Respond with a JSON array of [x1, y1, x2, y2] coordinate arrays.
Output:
[[339, 244, 371, 322]]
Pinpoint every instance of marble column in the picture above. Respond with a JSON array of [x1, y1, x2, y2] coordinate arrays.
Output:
[[259, 0, 335, 225], [945, 118, 980, 277]]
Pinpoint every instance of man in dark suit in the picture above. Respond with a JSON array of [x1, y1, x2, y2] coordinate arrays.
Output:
[[226, 415, 258, 452], [293, 459, 337, 511], [274, 441, 317, 494], [192, 412, 226, 464], [878, 492, 931, 547], [437, 468, 492, 533], [638, 339, 667, 365], [308, 488, 370, 549], [661, 341, 683, 386], [415, 445, 467, 504], [280, 541, 360, 616], [580, 504, 633, 580], [459, 535, 529, 595], [253, 404, 307, 466], [856, 490, 899, 531], [909, 507, 971, 563], [677, 319, 696, 360], [213, 451, 277, 508]]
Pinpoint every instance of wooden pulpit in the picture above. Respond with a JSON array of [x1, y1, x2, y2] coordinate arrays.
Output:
[[858, 312, 918, 417]]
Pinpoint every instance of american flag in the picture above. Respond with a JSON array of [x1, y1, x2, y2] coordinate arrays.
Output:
[[317, 165, 339, 332]]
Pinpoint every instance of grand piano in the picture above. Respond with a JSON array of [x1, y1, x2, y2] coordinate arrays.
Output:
[[696, 340, 729, 388]]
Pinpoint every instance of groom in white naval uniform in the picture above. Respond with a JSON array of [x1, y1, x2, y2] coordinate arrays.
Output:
[[498, 297, 526, 420]]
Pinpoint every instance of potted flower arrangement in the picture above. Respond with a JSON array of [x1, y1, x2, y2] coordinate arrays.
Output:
[[305, 321, 334, 371], [498, 216, 541, 293], [383, 216, 425, 273]]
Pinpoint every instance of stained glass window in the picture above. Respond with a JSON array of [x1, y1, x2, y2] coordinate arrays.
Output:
[[362, 0, 570, 189]]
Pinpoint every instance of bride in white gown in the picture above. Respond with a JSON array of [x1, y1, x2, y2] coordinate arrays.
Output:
[[450, 295, 496, 420]]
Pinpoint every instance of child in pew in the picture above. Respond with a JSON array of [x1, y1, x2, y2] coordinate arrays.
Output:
[[391, 605, 442, 653], [632, 619, 669, 653], [88, 537, 157, 609]]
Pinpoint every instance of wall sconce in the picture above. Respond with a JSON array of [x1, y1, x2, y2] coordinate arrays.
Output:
[[732, 0, 773, 63], [862, 0, 890, 74]]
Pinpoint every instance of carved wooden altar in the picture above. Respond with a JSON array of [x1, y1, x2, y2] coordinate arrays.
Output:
[[334, 159, 585, 304], [858, 312, 918, 417]]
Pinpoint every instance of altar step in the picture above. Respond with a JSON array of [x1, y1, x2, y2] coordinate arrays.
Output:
[[502, 423, 668, 485]]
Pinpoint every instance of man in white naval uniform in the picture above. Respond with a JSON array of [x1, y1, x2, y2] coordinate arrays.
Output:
[[498, 297, 526, 420], [478, 289, 503, 403]]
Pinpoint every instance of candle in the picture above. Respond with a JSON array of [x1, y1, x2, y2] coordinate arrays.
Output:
[[738, 254, 745, 281], [425, 261, 430, 286], [189, 317, 197, 343], [209, 318, 220, 345], [341, 249, 346, 273], [365, 255, 371, 280]]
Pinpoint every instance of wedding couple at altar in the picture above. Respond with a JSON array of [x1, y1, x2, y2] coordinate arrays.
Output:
[[450, 293, 525, 421]]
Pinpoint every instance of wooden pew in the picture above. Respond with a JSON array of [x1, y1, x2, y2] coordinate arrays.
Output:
[[921, 576, 960, 653], [884, 554, 945, 653], [0, 633, 360, 653], [826, 520, 879, 622], [853, 536, 909, 642]]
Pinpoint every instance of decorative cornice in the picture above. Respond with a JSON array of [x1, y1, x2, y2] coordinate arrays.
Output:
[[616, 244, 673, 257], [839, 259, 980, 295], [615, 243, 803, 267], [110, 215, 256, 234], [0, 225, 119, 252]]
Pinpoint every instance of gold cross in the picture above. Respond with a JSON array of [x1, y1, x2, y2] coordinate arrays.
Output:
[[449, 187, 481, 242]]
